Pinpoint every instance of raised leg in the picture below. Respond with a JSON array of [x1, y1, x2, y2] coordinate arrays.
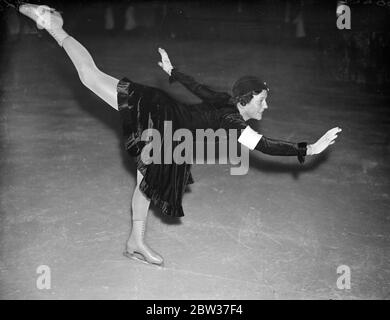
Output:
[[19, 3, 119, 110], [62, 37, 119, 110]]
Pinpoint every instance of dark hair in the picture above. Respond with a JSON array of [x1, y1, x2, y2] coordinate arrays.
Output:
[[229, 90, 258, 106]]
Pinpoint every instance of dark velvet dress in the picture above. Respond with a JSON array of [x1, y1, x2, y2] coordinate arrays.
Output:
[[117, 69, 307, 217]]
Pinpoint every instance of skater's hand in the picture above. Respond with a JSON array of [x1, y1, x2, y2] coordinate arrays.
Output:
[[307, 127, 342, 155], [158, 48, 174, 76]]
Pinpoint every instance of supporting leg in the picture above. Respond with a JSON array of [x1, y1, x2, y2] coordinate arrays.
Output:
[[131, 170, 151, 221], [125, 170, 164, 266]]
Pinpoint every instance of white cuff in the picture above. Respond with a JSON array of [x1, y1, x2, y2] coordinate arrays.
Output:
[[238, 126, 263, 150]]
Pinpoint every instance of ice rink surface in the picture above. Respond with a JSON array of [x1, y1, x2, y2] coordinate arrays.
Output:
[[0, 34, 389, 299]]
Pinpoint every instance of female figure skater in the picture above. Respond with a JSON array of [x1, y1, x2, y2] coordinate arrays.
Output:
[[17, 3, 341, 267]]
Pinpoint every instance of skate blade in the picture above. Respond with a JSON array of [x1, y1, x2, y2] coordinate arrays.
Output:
[[123, 251, 164, 268]]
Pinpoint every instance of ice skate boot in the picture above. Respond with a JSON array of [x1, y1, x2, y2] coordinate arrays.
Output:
[[19, 3, 68, 46], [124, 220, 164, 267]]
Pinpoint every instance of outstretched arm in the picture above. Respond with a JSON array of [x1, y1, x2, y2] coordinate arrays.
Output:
[[238, 125, 342, 163], [157, 48, 230, 103], [238, 126, 307, 163], [222, 114, 309, 163]]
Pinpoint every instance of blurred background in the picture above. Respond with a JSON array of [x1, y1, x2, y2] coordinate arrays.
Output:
[[1, 0, 390, 91]]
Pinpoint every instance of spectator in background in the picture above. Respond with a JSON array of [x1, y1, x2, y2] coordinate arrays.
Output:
[[292, 0, 306, 41], [283, 0, 306, 44], [104, 5, 115, 32], [124, 5, 136, 32]]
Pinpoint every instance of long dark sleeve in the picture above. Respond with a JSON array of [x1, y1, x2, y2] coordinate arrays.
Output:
[[221, 113, 308, 164], [255, 136, 308, 164], [169, 68, 231, 103]]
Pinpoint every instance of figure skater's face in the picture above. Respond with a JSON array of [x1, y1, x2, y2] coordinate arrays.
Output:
[[244, 90, 268, 120]]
